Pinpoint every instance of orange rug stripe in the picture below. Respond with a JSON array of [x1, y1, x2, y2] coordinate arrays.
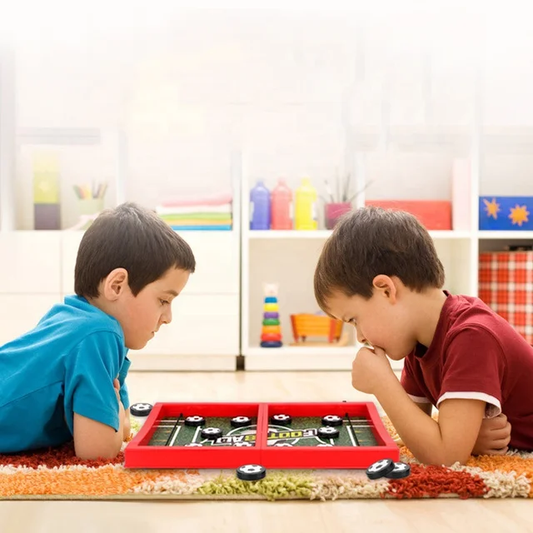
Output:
[[0, 466, 199, 497]]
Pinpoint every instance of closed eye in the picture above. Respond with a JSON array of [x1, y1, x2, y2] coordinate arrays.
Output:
[[159, 299, 170, 306]]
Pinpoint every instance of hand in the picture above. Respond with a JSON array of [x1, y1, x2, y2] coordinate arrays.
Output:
[[351, 345, 395, 395], [471, 413, 511, 456]]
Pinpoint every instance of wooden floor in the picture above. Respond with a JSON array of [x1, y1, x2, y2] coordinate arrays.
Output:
[[1, 370, 532, 533]]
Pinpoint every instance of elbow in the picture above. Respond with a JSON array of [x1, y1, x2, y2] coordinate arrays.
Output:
[[418, 451, 470, 467], [441, 454, 470, 467], [75, 448, 121, 461], [74, 441, 122, 461], [441, 445, 472, 467]]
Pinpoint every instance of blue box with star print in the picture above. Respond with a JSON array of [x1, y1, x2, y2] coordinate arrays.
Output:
[[479, 196, 533, 230]]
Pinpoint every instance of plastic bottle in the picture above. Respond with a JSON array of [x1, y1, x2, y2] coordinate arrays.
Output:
[[249, 180, 271, 230], [270, 178, 293, 230], [294, 177, 318, 230]]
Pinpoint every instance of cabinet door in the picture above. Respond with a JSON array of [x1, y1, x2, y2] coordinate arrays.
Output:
[[0, 232, 61, 293], [136, 294, 239, 356], [178, 232, 239, 294], [0, 294, 61, 347]]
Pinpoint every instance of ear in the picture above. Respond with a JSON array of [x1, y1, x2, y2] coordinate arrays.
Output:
[[372, 275, 397, 303], [102, 268, 129, 301]]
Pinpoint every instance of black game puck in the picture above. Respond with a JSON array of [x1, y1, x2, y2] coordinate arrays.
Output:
[[236, 464, 266, 481], [366, 458, 395, 480], [386, 462, 411, 479], [201, 427, 223, 440], [185, 415, 205, 427], [270, 414, 292, 424], [318, 426, 340, 438], [322, 414, 343, 427], [231, 416, 252, 428], [130, 403, 153, 417]]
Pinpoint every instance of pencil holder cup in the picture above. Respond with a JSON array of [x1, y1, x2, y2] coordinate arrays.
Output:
[[78, 198, 104, 217], [325, 202, 352, 230]]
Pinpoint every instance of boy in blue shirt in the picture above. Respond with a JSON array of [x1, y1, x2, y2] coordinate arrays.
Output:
[[0, 203, 195, 459]]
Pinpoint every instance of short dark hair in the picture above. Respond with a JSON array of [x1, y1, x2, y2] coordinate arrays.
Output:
[[314, 206, 445, 311], [75, 202, 196, 298]]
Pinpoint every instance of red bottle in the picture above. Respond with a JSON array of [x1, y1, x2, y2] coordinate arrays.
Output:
[[270, 178, 293, 230]]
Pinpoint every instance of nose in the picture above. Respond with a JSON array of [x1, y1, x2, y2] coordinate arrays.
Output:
[[355, 326, 366, 345], [161, 306, 173, 326]]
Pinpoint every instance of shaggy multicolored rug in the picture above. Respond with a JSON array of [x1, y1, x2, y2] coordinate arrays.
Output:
[[1, 419, 532, 500]]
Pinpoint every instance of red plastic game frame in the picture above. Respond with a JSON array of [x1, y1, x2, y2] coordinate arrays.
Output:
[[125, 402, 399, 469]]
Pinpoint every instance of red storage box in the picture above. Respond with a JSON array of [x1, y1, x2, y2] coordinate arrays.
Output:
[[479, 251, 533, 344], [365, 200, 452, 230]]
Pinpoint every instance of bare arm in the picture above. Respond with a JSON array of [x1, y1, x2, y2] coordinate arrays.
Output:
[[409, 398, 509, 457], [73, 378, 125, 460], [123, 407, 131, 441], [391, 401, 432, 447], [352, 346, 485, 465], [377, 376, 484, 465], [73, 410, 124, 460]]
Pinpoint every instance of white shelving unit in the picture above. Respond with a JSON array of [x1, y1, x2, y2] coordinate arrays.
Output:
[[240, 152, 480, 371], [0, 33, 245, 371], [3, 12, 533, 373], [240, 119, 533, 372], [0, 101, 242, 371], [131, 154, 242, 371], [0, 182, 242, 371]]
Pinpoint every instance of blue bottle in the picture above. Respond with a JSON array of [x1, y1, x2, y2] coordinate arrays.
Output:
[[250, 180, 271, 230]]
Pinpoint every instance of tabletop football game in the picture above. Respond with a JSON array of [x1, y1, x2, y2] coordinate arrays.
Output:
[[125, 401, 400, 471]]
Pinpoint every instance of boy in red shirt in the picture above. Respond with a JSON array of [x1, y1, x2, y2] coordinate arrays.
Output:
[[314, 206, 533, 465]]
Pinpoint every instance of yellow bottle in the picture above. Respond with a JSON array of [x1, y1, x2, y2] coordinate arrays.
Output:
[[295, 178, 318, 230]]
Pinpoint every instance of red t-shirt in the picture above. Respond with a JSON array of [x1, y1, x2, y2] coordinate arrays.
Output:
[[401, 292, 533, 450]]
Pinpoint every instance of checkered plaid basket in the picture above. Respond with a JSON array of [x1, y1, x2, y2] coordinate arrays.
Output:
[[479, 251, 533, 344]]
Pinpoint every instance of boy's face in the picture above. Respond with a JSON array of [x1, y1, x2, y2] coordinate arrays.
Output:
[[117, 267, 190, 350], [325, 284, 417, 361]]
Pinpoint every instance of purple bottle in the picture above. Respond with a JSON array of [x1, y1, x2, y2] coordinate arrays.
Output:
[[250, 180, 271, 230]]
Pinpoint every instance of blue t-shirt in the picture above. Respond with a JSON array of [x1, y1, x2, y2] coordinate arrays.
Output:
[[0, 295, 130, 453]]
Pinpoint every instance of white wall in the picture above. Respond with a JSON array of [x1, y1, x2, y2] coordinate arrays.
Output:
[[0, 11, 475, 225], [9, 7, 533, 230]]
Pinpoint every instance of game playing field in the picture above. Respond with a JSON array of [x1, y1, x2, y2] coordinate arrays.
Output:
[[148, 415, 377, 448]]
